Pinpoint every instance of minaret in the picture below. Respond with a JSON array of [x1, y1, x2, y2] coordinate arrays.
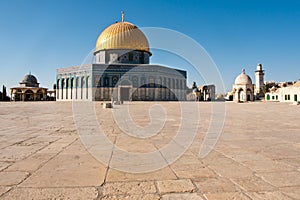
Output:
[[255, 63, 265, 95]]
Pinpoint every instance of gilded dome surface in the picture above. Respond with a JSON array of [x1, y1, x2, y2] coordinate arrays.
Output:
[[235, 69, 252, 85], [95, 21, 150, 53]]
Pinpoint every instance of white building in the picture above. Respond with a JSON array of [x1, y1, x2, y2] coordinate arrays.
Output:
[[230, 64, 267, 102], [265, 80, 300, 103], [10, 73, 49, 101], [231, 69, 254, 102]]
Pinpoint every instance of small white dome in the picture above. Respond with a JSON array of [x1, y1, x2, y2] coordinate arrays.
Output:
[[235, 69, 252, 85]]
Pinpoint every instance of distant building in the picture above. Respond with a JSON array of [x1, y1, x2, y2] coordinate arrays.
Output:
[[231, 69, 254, 102], [229, 64, 266, 102], [265, 80, 300, 103], [197, 85, 215, 101], [10, 73, 48, 101], [191, 82, 215, 101]]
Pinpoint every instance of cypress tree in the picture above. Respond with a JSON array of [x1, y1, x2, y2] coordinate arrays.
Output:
[[3, 85, 6, 99]]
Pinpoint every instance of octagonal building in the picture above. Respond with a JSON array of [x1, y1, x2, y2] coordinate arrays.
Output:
[[56, 14, 187, 101]]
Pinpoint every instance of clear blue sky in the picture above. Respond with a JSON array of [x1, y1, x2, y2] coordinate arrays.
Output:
[[1, 0, 299, 93]]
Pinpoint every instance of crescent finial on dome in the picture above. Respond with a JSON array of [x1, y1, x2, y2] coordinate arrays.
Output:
[[121, 11, 124, 22]]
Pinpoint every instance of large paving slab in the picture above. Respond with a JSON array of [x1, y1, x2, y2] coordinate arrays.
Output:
[[0, 101, 299, 199]]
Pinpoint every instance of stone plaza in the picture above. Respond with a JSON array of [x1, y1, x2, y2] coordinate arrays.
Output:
[[0, 101, 300, 199]]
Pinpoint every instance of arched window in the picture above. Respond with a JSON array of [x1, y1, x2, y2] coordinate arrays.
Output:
[[104, 77, 109, 87], [37, 89, 43, 100], [24, 90, 34, 101], [141, 77, 146, 87], [172, 79, 175, 89], [238, 88, 244, 102], [112, 76, 118, 87], [57, 79, 60, 99], [61, 79, 65, 99], [70, 78, 74, 99], [66, 78, 69, 99], [157, 77, 162, 88], [168, 78, 171, 89], [246, 88, 252, 101], [14, 89, 22, 101], [97, 77, 102, 87], [86, 76, 89, 99], [81, 77, 84, 99], [149, 77, 155, 87], [75, 77, 79, 99], [132, 76, 138, 87]]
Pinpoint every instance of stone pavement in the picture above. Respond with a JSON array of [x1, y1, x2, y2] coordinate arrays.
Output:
[[0, 101, 299, 199]]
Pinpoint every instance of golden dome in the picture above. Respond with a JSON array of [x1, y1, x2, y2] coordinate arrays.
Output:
[[95, 21, 150, 54]]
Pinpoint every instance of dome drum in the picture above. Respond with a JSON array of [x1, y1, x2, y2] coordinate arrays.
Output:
[[95, 49, 150, 64]]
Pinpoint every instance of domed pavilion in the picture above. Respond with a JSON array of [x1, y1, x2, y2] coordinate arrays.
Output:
[[56, 13, 187, 101], [10, 73, 48, 101], [232, 69, 254, 102]]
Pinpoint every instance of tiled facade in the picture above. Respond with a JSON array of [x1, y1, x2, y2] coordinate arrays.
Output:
[[56, 64, 186, 101]]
